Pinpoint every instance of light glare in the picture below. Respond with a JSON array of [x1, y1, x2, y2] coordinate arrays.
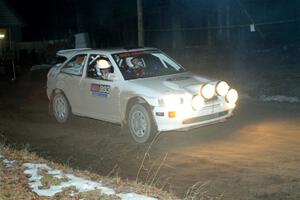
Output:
[[201, 84, 215, 99], [216, 81, 230, 96], [162, 95, 183, 108], [226, 89, 238, 104], [191, 95, 205, 111]]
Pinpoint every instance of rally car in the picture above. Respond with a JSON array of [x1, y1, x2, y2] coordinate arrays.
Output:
[[47, 47, 238, 143]]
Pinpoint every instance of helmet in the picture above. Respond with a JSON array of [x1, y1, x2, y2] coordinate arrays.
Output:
[[125, 57, 143, 69], [125, 57, 134, 68], [96, 59, 111, 69]]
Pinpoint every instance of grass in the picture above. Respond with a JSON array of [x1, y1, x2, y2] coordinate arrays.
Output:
[[0, 131, 217, 200], [135, 135, 218, 200], [183, 181, 223, 200], [39, 173, 69, 190], [0, 154, 38, 199], [0, 135, 178, 200]]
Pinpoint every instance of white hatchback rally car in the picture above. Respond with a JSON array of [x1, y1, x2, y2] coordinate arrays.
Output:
[[47, 47, 238, 143]]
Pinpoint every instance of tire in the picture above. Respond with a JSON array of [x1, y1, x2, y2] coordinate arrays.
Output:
[[128, 104, 157, 143], [52, 92, 71, 123]]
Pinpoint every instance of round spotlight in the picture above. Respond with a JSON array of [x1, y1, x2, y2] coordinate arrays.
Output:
[[191, 95, 205, 111], [216, 81, 230, 96], [201, 84, 215, 99], [226, 88, 238, 104]]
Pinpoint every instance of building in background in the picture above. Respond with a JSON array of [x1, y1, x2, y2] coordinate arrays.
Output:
[[0, 0, 23, 78], [0, 0, 23, 57]]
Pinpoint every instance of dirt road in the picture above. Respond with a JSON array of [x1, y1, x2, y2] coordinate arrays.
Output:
[[0, 75, 299, 199]]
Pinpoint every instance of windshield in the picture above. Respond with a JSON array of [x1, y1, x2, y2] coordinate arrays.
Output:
[[112, 50, 186, 80]]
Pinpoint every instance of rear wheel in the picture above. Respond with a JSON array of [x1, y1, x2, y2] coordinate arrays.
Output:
[[52, 92, 71, 123], [128, 104, 157, 143]]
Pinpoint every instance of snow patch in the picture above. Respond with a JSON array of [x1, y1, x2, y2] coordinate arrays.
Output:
[[0, 154, 16, 167], [23, 163, 115, 197], [3, 159, 16, 167], [117, 193, 158, 200], [259, 95, 300, 103], [23, 163, 158, 200]]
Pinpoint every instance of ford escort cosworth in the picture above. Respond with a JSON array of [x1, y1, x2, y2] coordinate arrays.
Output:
[[47, 47, 238, 143]]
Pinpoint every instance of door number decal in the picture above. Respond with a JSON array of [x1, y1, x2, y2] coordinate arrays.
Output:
[[90, 83, 110, 97]]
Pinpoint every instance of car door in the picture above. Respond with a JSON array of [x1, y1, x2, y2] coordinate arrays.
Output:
[[59, 54, 87, 114], [79, 54, 122, 123]]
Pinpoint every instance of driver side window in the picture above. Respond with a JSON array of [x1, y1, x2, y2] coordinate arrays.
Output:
[[61, 54, 87, 76], [86, 54, 113, 80]]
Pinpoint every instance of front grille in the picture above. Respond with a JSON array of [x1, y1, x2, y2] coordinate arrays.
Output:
[[182, 111, 229, 124], [205, 96, 218, 103]]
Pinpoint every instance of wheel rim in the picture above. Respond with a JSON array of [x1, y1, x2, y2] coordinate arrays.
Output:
[[54, 95, 67, 120], [131, 110, 148, 138]]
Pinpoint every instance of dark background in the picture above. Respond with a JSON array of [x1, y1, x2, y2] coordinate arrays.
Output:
[[5, 0, 300, 49], [1, 2, 300, 199], [1, 0, 300, 98]]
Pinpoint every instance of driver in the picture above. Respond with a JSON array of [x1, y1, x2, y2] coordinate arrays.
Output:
[[95, 59, 111, 80], [130, 57, 144, 77], [131, 57, 143, 68]]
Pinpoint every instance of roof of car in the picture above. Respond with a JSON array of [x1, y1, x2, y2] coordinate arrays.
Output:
[[57, 47, 159, 58]]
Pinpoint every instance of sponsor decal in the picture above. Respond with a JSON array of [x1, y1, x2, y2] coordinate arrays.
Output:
[[90, 83, 110, 97]]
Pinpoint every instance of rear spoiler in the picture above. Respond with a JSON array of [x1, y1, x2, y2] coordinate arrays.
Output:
[[56, 48, 91, 58]]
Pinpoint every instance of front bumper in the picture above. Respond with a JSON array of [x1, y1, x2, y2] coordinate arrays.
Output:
[[152, 100, 235, 132]]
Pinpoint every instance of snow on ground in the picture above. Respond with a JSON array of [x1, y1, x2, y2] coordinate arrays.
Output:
[[23, 163, 115, 197], [259, 95, 300, 103], [0, 155, 157, 200], [2, 159, 16, 167], [117, 193, 158, 200], [0, 154, 16, 167]]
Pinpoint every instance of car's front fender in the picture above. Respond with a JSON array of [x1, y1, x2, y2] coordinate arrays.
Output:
[[119, 92, 159, 124]]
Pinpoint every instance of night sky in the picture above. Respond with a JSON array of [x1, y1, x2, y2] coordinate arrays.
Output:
[[5, 0, 76, 40], [4, 0, 300, 48]]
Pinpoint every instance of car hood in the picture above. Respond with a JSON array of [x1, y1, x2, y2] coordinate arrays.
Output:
[[128, 72, 214, 96]]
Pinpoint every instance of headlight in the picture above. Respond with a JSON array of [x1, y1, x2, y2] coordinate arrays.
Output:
[[191, 95, 204, 111], [226, 89, 238, 104], [201, 84, 215, 99], [216, 81, 230, 96], [160, 95, 184, 107]]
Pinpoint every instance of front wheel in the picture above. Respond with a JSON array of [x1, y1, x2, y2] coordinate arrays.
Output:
[[52, 92, 71, 123], [128, 104, 157, 143]]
